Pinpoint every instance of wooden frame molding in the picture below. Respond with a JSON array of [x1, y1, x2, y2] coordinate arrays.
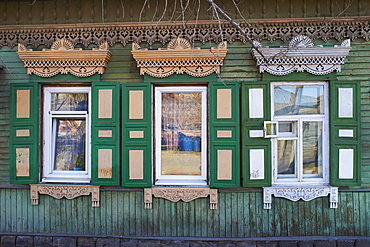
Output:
[[132, 38, 227, 78], [144, 188, 218, 209], [252, 35, 351, 76], [263, 186, 338, 210], [17, 38, 111, 77], [30, 184, 100, 207], [2, 18, 370, 49]]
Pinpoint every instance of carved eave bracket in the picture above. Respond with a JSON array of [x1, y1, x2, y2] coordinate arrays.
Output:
[[132, 38, 228, 78], [263, 186, 338, 210], [17, 38, 112, 77], [252, 35, 351, 76], [30, 184, 100, 207], [144, 187, 218, 209]]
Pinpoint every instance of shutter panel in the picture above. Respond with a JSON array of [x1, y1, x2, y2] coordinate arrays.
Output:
[[209, 82, 240, 188], [330, 81, 361, 186], [10, 83, 39, 184], [122, 83, 152, 187], [91, 82, 120, 185], [241, 81, 272, 187]]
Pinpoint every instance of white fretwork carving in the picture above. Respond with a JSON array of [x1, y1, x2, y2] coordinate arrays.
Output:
[[144, 187, 218, 209], [17, 38, 111, 77], [252, 35, 351, 76], [30, 184, 100, 207], [263, 186, 338, 209], [132, 38, 227, 78]]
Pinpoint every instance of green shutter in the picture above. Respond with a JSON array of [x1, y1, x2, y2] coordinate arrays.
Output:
[[91, 82, 120, 185], [209, 82, 240, 188], [122, 83, 152, 187], [330, 81, 361, 186], [10, 83, 39, 184], [241, 81, 272, 187]]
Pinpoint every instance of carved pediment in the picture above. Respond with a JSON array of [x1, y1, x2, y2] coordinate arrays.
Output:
[[131, 38, 228, 78], [252, 35, 351, 76], [17, 38, 112, 77]]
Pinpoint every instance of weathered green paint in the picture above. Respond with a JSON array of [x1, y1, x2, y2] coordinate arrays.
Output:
[[0, 0, 368, 25]]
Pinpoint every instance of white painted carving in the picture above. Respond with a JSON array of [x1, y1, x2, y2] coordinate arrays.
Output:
[[252, 36, 351, 76], [131, 38, 228, 78], [144, 187, 218, 210], [263, 186, 338, 209], [17, 39, 111, 77]]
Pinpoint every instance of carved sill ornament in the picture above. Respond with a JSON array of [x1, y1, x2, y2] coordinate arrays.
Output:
[[30, 184, 100, 207], [263, 186, 338, 210], [132, 38, 228, 78], [17, 38, 111, 77], [144, 188, 218, 209], [252, 35, 351, 76]]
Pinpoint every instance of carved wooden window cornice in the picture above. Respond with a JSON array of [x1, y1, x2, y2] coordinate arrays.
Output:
[[17, 38, 111, 77], [131, 38, 228, 78], [252, 35, 351, 76]]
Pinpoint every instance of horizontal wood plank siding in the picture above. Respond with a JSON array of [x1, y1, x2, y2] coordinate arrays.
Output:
[[0, 189, 368, 237], [0, 0, 368, 25]]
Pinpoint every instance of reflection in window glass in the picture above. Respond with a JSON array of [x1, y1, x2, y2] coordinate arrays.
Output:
[[277, 140, 296, 177], [161, 92, 202, 176], [274, 85, 324, 115], [53, 119, 86, 171], [51, 93, 88, 111], [303, 121, 323, 177]]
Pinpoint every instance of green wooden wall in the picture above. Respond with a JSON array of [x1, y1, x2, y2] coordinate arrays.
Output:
[[0, 189, 369, 237], [0, 0, 367, 25]]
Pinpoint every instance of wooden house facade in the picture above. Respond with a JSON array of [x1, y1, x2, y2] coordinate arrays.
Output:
[[0, 0, 370, 241]]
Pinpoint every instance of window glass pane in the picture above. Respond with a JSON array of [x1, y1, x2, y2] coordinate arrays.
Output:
[[161, 92, 202, 176], [303, 121, 323, 177], [53, 119, 86, 171], [51, 93, 88, 111], [274, 85, 324, 115], [277, 140, 296, 177]]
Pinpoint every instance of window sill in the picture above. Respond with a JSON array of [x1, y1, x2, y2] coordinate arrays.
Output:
[[30, 184, 100, 207], [144, 187, 218, 210], [263, 186, 338, 209]]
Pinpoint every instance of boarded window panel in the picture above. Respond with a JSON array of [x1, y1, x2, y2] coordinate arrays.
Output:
[[98, 89, 112, 119], [250, 149, 265, 180], [217, 130, 232, 138], [339, 149, 354, 179], [16, 148, 30, 176], [249, 88, 263, 118], [130, 131, 144, 139], [129, 150, 143, 179], [217, 150, 232, 180], [16, 90, 30, 118], [98, 130, 112, 138], [338, 88, 353, 118], [217, 89, 232, 119], [16, 129, 30, 137], [129, 91, 144, 119], [98, 149, 112, 178]]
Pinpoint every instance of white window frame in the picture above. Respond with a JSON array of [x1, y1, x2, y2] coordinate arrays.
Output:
[[154, 86, 208, 186], [271, 81, 329, 186], [42, 87, 91, 183]]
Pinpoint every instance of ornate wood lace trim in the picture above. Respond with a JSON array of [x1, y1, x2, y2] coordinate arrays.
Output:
[[17, 38, 111, 77], [263, 186, 338, 209], [132, 38, 227, 78], [144, 188, 218, 210], [252, 35, 351, 76], [30, 184, 100, 207], [1, 18, 369, 48]]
